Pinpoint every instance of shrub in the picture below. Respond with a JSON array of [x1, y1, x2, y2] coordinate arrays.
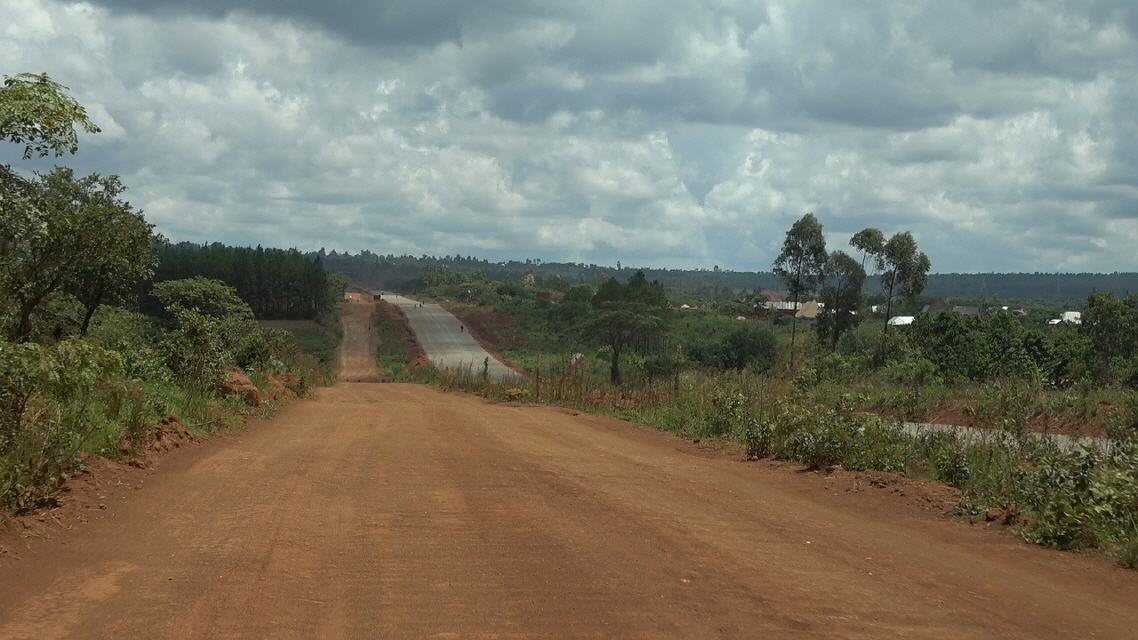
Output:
[[709, 387, 748, 436], [718, 324, 778, 373], [742, 414, 775, 459], [151, 277, 254, 320], [89, 306, 169, 382], [880, 357, 939, 386], [1, 339, 123, 511], [162, 308, 230, 390]]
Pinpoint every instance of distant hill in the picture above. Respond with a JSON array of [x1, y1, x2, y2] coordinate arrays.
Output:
[[314, 250, 1138, 303]]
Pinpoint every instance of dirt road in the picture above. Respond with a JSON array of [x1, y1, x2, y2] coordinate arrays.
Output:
[[2, 303, 1137, 638], [338, 293, 382, 382]]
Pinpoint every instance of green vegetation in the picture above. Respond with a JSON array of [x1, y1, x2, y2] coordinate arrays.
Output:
[[384, 213, 1138, 568], [374, 305, 411, 380], [1, 73, 343, 513]]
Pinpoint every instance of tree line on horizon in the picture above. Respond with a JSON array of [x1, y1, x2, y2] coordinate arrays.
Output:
[[312, 249, 1137, 304]]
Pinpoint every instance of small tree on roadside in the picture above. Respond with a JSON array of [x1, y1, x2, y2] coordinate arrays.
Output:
[[878, 231, 931, 362], [772, 212, 827, 369], [816, 250, 866, 351], [3, 168, 157, 341]]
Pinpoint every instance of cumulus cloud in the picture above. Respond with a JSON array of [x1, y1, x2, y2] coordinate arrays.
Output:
[[1, 0, 1135, 271]]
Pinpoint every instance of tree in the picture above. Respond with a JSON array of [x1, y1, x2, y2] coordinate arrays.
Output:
[[878, 231, 931, 361], [849, 228, 885, 273], [1081, 291, 1138, 383], [816, 250, 865, 351], [1, 73, 99, 159], [60, 175, 158, 334], [772, 212, 827, 368], [151, 277, 254, 320], [2, 74, 101, 341], [585, 271, 668, 385], [3, 168, 94, 341]]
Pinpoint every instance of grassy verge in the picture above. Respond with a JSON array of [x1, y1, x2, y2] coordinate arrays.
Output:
[[374, 302, 434, 382], [260, 311, 342, 385], [416, 363, 1138, 569]]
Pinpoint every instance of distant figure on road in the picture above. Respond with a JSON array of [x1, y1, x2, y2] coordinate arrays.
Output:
[[460, 325, 465, 333]]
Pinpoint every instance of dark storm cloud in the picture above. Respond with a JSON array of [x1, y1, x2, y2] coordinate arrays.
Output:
[[83, 0, 538, 48]]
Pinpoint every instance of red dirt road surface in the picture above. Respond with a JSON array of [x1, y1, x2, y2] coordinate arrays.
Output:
[[2, 303, 1138, 638], [338, 293, 383, 382]]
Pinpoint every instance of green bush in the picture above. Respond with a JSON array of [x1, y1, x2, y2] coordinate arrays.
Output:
[[89, 306, 169, 382], [151, 277, 254, 320], [162, 308, 230, 390], [1, 340, 123, 511]]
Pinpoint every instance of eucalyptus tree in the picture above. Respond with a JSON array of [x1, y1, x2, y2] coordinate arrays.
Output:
[[816, 250, 866, 351], [878, 231, 931, 360], [772, 212, 827, 369], [849, 227, 885, 273]]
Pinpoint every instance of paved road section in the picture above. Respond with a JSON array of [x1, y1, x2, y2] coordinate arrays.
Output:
[[902, 420, 1111, 453], [381, 293, 519, 382]]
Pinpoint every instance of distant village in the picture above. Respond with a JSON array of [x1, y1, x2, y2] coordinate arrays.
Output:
[[676, 288, 1083, 327]]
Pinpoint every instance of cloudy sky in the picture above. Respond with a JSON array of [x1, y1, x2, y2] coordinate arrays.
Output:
[[3, 0, 1137, 272]]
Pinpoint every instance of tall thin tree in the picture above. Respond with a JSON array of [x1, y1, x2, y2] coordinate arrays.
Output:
[[772, 212, 828, 369], [878, 231, 931, 362]]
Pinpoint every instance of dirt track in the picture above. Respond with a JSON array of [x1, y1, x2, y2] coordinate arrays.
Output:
[[2, 301, 1138, 638], [338, 293, 382, 382]]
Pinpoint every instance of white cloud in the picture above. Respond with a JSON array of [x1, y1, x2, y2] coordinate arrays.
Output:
[[1, 0, 1136, 272]]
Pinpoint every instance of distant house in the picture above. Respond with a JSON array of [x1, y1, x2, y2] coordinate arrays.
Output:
[[795, 300, 822, 319], [953, 305, 981, 317], [1048, 311, 1082, 326], [921, 300, 948, 314], [535, 291, 552, 302], [887, 315, 915, 326], [759, 300, 822, 314], [759, 289, 781, 302]]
